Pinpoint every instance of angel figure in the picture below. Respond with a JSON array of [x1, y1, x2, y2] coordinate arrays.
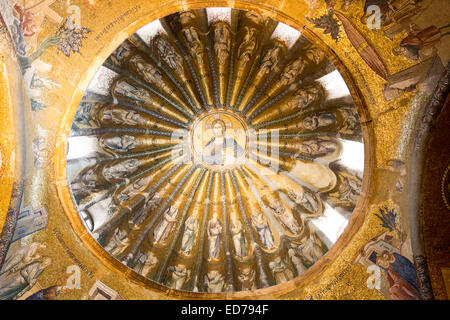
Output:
[[268, 199, 301, 234]]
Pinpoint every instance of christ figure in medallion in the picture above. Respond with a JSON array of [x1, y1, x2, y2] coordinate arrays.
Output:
[[201, 119, 244, 166]]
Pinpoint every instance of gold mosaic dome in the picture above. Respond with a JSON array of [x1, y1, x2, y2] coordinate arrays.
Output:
[[67, 8, 365, 293]]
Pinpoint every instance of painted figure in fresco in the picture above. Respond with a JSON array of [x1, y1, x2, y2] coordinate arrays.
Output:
[[1, 242, 47, 275], [393, 24, 450, 62], [288, 247, 308, 275], [287, 188, 320, 214], [207, 212, 222, 259], [101, 135, 136, 153], [0, 257, 51, 300], [296, 138, 339, 158], [336, 174, 362, 205], [110, 42, 131, 65], [129, 55, 164, 88], [153, 206, 179, 244], [269, 257, 294, 284], [117, 178, 147, 203], [280, 58, 305, 86], [237, 27, 257, 68], [104, 226, 130, 257], [303, 43, 326, 65], [103, 159, 140, 181], [32, 136, 52, 169], [204, 270, 225, 293], [156, 38, 183, 71], [180, 214, 200, 255], [260, 46, 282, 74], [301, 112, 336, 130], [133, 251, 158, 277], [214, 23, 231, 65], [251, 211, 276, 249], [166, 264, 190, 290], [25, 285, 62, 300], [268, 199, 301, 234], [73, 101, 97, 126], [370, 250, 420, 300], [130, 193, 162, 227], [71, 166, 100, 197], [182, 27, 204, 64], [30, 72, 60, 89], [287, 85, 321, 110], [340, 107, 360, 134], [101, 107, 146, 126], [202, 119, 244, 166], [114, 80, 153, 105], [230, 217, 247, 257], [293, 234, 324, 266], [237, 267, 257, 291]]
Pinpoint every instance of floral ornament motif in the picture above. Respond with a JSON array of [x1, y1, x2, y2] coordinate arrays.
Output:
[[54, 18, 91, 57], [306, 10, 341, 42]]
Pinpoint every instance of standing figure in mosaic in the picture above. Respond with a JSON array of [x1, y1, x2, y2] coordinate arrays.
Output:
[[204, 270, 225, 293], [251, 211, 276, 248], [230, 217, 247, 257], [294, 234, 324, 265], [104, 226, 130, 256], [237, 27, 257, 67], [166, 264, 190, 290], [301, 112, 336, 130], [214, 23, 231, 65], [180, 214, 199, 255], [0, 257, 51, 300], [207, 212, 222, 259], [237, 267, 257, 291], [133, 251, 158, 277], [287, 188, 320, 214], [268, 199, 301, 234], [269, 257, 294, 284], [101, 135, 136, 153], [153, 206, 179, 244], [156, 38, 183, 71]]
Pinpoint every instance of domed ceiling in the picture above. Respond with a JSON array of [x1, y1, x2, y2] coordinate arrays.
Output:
[[66, 8, 364, 293]]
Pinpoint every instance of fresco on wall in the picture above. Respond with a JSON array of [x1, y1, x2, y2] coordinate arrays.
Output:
[[0, 0, 91, 111], [355, 205, 419, 300], [0, 0, 448, 300], [306, 0, 448, 101]]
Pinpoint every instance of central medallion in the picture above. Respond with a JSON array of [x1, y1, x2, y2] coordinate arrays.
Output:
[[191, 110, 248, 170]]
